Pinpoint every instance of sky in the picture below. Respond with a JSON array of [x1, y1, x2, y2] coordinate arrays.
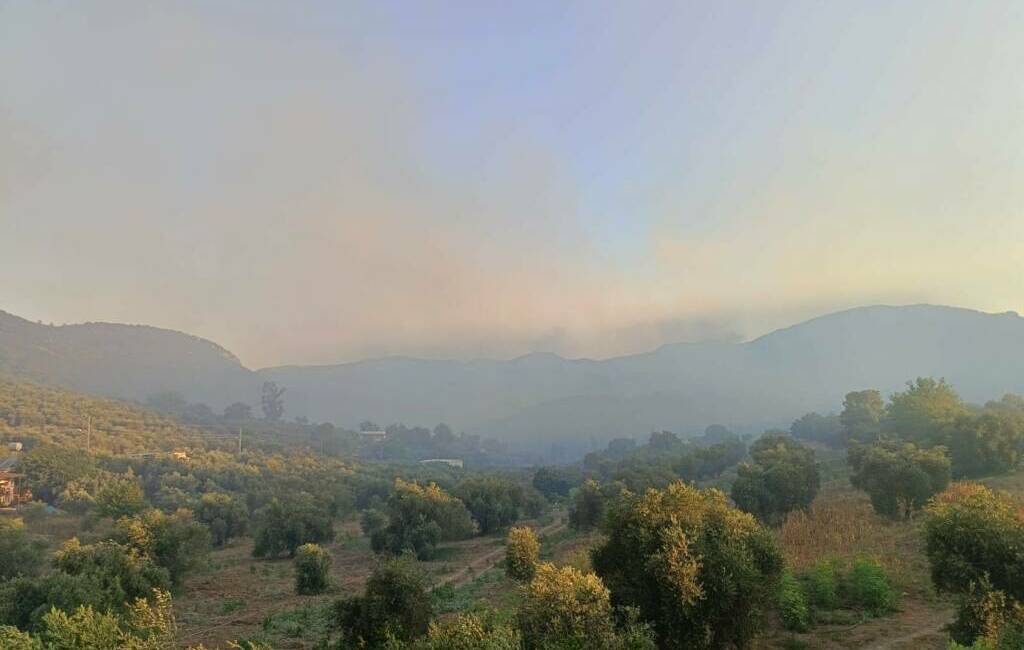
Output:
[[2, 1, 1023, 368]]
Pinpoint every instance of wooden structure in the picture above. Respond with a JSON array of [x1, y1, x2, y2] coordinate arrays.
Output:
[[0, 458, 30, 508]]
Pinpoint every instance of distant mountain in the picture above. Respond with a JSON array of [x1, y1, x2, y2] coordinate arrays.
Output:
[[3, 305, 1023, 454], [0, 310, 261, 409], [262, 305, 1024, 452]]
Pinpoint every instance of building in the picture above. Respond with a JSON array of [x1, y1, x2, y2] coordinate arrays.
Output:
[[419, 458, 464, 468], [0, 457, 30, 508]]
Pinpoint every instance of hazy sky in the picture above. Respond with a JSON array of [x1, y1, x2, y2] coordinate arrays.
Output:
[[3, 2, 1023, 368]]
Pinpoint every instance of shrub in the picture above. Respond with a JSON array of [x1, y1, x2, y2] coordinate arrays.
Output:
[[116, 508, 210, 586], [846, 559, 897, 616], [195, 493, 248, 547], [591, 481, 783, 649], [778, 570, 810, 632], [806, 561, 839, 611], [412, 612, 520, 650], [505, 526, 540, 582], [924, 483, 1024, 645], [294, 544, 332, 595], [93, 474, 147, 519], [454, 477, 526, 534]]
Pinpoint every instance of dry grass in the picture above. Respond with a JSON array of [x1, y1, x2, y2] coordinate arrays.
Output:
[[778, 488, 932, 598]]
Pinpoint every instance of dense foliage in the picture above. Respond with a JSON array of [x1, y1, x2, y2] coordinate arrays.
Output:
[[731, 434, 820, 525], [848, 440, 951, 519], [923, 483, 1024, 645], [294, 543, 332, 595], [591, 481, 783, 649], [332, 557, 433, 648], [369, 479, 474, 560], [505, 526, 540, 582]]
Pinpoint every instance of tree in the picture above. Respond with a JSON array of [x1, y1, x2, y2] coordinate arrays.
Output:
[[505, 527, 539, 582], [517, 562, 617, 650], [294, 543, 332, 595], [19, 446, 99, 504], [849, 441, 951, 519], [591, 481, 782, 650], [731, 434, 820, 525], [790, 412, 843, 447], [52, 538, 171, 613], [116, 509, 210, 586], [840, 390, 885, 443], [454, 477, 524, 534], [945, 411, 1024, 478], [252, 496, 335, 559], [93, 474, 146, 519], [0, 522, 46, 581], [372, 480, 474, 560], [194, 493, 248, 547], [884, 377, 967, 444], [532, 466, 582, 500], [569, 479, 609, 531], [260, 381, 285, 422], [923, 483, 1024, 645], [648, 431, 681, 451], [223, 402, 252, 421], [332, 557, 433, 648]]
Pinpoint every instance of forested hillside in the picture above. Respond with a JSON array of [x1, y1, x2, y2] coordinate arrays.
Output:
[[0, 381, 204, 454], [0, 310, 260, 408]]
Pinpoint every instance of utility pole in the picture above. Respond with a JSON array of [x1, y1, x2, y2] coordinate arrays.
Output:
[[238, 426, 243, 455], [87, 415, 92, 453]]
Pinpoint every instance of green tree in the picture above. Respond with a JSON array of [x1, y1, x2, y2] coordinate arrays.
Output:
[[840, 390, 884, 443], [294, 543, 332, 595], [790, 412, 843, 447], [569, 479, 608, 531], [505, 526, 539, 582], [195, 492, 248, 547], [0, 521, 46, 581], [260, 381, 286, 422], [252, 496, 335, 559], [591, 481, 782, 650], [18, 446, 99, 504], [94, 474, 146, 519], [517, 562, 617, 650], [454, 477, 524, 534], [372, 480, 474, 560], [923, 483, 1024, 645], [945, 411, 1024, 478], [884, 377, 967, 444], [731, 434, 820, 525], [849, 441, 951, 519], [116, 509, 210, 586], [332, 557, 433, 648]]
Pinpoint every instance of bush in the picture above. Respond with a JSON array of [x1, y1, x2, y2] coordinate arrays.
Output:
[[454, 477, 526, 534], [778, 570, 810, 632], [412, 612, 520, 650], [924, 483, 1024, 645], [116, 508, 210, 586], [806, 561, 839, 611], [505, 526, 540, 582], [295, 544, 332, 595], [93, 474, 147, 519], [195, 492, 248, 547], [846, 559, 897, 616]]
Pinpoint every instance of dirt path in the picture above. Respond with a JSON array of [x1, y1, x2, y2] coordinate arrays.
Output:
[[433, 513, 567, 589]]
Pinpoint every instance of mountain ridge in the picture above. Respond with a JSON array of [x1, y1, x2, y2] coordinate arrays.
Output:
[[2, 304, 1022, 453]]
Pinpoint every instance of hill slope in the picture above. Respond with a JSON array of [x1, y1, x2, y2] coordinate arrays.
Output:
[[3, 305, 1023, 452], [261, 305, 1024, 450], [0, 310, 261, 409]]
